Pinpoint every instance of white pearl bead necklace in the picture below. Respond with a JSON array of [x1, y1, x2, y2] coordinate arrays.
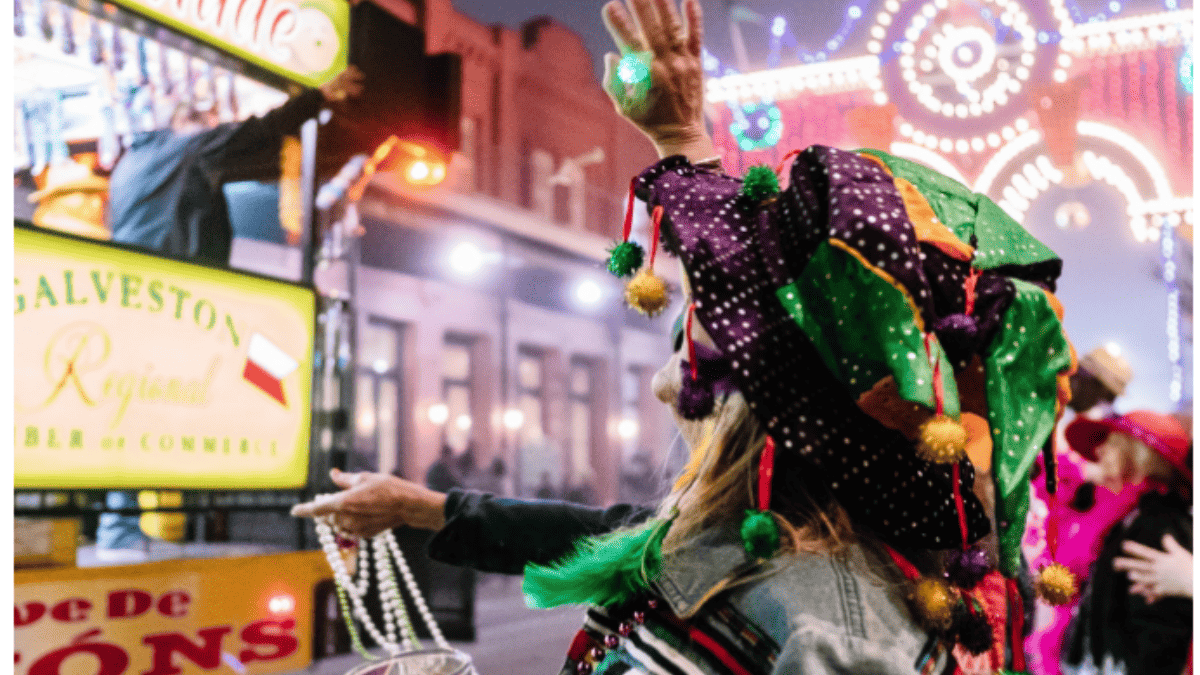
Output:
[[315, 510, 451, 657]]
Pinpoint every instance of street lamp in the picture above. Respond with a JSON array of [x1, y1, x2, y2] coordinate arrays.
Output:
[[427, 403, 449, 425], [617, 417, 639, 441], [448, 241, 486, 278], [573, 278, 604, 308], [503, 408, 525, 431]]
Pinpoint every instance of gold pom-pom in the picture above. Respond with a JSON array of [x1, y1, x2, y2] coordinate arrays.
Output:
[[916, 415, 969, 464], [624, 268, 670, 317], [911, 577, 958, 631], [1035, 563, 1078, 605]]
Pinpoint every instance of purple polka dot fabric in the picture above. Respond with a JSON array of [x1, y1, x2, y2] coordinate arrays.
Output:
[[634, 147, 1015, 550]]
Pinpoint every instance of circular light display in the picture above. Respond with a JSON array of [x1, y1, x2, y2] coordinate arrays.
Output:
[[871, 0, 1061, 148], [729, 101, 784, 151]]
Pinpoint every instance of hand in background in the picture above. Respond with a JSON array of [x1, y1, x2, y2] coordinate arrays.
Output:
[[600, 0, 716, 160], [319, 65, 366, 104], [1112, 534, 1192, 603], [291, 468, 447, 539]]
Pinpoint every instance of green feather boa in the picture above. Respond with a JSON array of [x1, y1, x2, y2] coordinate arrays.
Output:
[[523, 518, 670, 609]]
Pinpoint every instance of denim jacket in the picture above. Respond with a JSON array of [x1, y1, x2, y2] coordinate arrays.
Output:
[[430, 490, 941, 674], [649, 523, 942, 674]]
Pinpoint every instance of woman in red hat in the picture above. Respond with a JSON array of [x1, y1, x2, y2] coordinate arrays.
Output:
[[1060, 411, 1192, 675]]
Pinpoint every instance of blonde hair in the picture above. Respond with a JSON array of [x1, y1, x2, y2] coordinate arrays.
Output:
[[658, 392, 856, 565]]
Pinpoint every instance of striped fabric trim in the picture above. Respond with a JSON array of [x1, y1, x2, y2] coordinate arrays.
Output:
[[564, 598, 778, 675]]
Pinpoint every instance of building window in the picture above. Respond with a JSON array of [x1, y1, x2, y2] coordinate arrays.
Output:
[[519, 139, 533, 209], [357, 318, 406, 475], [553, 183, 571, 225], [619, 366, 656, 504], [567, 357, 596, 503], [442, 334, 475, 453], [458, 116, 477, 193], [515, 346, 548, 495]]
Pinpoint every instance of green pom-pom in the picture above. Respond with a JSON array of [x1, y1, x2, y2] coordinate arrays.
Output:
[[606, 240, 645, 278], [740, 509, 780, 559], [740, 165, 780, 201]]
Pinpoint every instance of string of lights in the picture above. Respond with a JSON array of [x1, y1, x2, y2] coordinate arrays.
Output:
[[766, 5, 866, 67], [1161, 214, 1183, 403]]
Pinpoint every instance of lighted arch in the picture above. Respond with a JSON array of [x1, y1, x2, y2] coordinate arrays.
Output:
[[1075, 121, 1173, 200], [887, 142, 970, 187], [972, 130, 1043, 196]]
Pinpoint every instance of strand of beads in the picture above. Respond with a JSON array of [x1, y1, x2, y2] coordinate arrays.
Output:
[[317, 517, 379, 659], [378, 547, 422, 650], [315, 507, 457, 659], [373, 527, 420, 652], [316, 516, 399, 656], [384, 529, 450, 650]]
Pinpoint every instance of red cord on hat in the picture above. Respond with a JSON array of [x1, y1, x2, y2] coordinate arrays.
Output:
[[649, 205, 663, 269], [926, 332, 969, 550], [1007, 578, 1027, 672], [685, 301, 698, 382], [952, 463, 968, 550], [923, 333, 946, 417], [883, 544, 923, 582], [758, 436, 776, 512], [621, 178, 636, 244], [963, 268, 981, 316], [775, 149, 803, 190]]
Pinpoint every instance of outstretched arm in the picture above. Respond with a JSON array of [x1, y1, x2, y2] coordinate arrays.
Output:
[[292, 469, 657, 574]]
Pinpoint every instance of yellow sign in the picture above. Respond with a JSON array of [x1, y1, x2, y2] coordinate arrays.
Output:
[[106, 0, 350, 88], [14, 551, 331, 675], [14, 226, 314, 489]]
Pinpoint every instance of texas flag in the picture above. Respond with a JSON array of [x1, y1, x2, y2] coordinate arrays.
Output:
[[243, 333, 299, 407]]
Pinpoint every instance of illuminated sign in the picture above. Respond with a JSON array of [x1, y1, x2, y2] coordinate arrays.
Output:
[[107, 0, 349, 88], [14, 226, 314, 489], [14, 551, 331, 675]]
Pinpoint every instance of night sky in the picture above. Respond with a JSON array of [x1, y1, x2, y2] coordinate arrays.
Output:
[[451, 0, 1182, 79]]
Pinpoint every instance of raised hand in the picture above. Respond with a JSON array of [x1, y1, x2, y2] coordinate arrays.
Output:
[[1112, 534, 1192, 603], [601, 0, 716, 160], [291, 468, 447, 539]]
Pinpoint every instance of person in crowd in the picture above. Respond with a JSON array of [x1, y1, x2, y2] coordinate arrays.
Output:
[[294, 0, 1078, 671], [475, 457, 507, 496], [535, 471, 558, 500], [107, 65, 364, 265], [1060, 412, 1192, 675], [424, 444, 462, 493], [1024, 346, 1139, 675], [455, 442, 480, 488]]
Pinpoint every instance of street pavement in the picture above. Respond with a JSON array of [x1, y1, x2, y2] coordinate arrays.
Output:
[[291, 575, 583, 675]]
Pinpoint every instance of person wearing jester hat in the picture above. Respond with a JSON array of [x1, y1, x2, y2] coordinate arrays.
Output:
[[293, 0, 1080, 672]]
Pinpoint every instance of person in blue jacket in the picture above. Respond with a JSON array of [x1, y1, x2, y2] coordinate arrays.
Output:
[[107, 66, 363, 265]]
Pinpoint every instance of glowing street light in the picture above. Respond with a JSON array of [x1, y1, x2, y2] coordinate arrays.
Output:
[[448, 241, 485, 278], [455, 414, 472, 431], [428, 403, 449, 425], [574, 279, 604, 308], [503, 408, 525, 431], [617, 417, 639, 441]]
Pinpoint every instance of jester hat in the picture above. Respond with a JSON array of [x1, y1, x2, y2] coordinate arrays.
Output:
[[632, 146, 1074, 577]]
